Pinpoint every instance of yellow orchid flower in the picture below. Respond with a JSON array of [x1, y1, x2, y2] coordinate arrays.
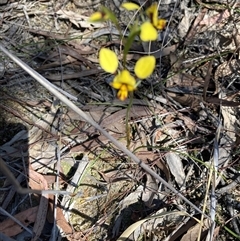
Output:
[[146, 2, 166, 30], [140, 2, 166, 41], [89, 7, 117, 24], [155, 19, 167, 30], [89, 11, 109, 22], [121, 2, 140, 11], [99, 48, 136, 100], [99, 48, 156, 101], [111, 70, 137, 101]]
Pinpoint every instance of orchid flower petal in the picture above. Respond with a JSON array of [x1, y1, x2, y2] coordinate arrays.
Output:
[[140, 22, 158, 41], [121, 2, 140, 11], [135, 56, 156, 79], [99, 48, 118, 74]]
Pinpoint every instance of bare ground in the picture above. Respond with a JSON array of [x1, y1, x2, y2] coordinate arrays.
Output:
[[0, 0, 240, 240]]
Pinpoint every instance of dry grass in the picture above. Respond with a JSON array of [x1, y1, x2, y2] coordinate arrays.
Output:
[[0, 0, 240, 240]]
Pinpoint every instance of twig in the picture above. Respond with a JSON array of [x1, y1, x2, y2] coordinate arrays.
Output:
[[0, 43, 210, 219], [0, 207, 33, 235]]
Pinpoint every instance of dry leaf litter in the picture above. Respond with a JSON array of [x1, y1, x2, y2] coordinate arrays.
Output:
[[0, 0, 240, 240]]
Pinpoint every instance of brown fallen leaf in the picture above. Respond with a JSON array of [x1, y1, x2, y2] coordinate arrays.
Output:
[[199, 9, 230, 27], [47, 194, 73, 235], [180, 218, 211, 241], [177, 114, 197, 133], [206, 97, 240, 107], [43, 171, 66, 186], [29, 168, 49, 241], [0, 206, 38, 237], [168, 91, 240, 110], [68, 231, 86, 241], [167, 73, 204, 90], [167, 216, 197, 241], [136, 151, 170, 182]]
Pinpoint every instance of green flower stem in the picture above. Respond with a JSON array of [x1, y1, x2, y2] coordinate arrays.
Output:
[[126, 92, 134, 149]]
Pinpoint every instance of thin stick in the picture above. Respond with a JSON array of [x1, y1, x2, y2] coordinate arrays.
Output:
[[0, 207, 33, 235], [0, 43, 210, 219]]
